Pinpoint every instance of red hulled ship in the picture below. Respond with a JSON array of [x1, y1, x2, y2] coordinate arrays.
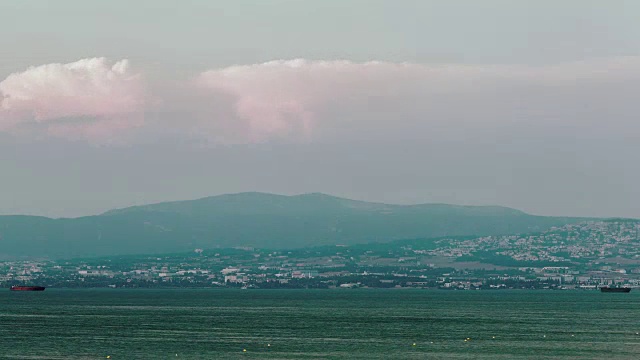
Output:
[[10, 286, 45, 291]]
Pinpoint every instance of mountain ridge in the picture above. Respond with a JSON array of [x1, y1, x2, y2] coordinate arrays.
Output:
[[0, 192, 587, 259], [102, 192, 527, 217]]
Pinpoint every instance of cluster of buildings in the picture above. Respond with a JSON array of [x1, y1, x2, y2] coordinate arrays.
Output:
[[423, 220, 640, 265], [1, 221, 639, 290]]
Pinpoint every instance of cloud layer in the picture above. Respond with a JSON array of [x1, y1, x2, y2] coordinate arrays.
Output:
[[0, 58, 145, 142], [193, 57, 640, 144], [2, 57, 640, 144], [194, 60, 504, 143]]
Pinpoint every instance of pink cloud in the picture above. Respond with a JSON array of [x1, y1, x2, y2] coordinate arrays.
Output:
[[0, 58, 145, 142], [195, 60, 418, 142], [2, 57, 640, 145], [191, 57, 640, 144], [192, 59, 522, 143]]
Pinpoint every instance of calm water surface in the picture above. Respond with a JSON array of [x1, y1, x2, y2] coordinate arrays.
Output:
[[1, 289, 639, 359]]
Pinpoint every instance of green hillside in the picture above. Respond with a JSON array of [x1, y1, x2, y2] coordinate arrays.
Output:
[[0, 192, 586, 259]]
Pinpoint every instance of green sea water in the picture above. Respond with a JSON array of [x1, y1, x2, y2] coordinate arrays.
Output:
[[1, 289, 639, 359]]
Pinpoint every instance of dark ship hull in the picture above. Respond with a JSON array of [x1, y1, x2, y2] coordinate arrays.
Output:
[[10, 286, 45, 291], [600, 287, 631, 293]]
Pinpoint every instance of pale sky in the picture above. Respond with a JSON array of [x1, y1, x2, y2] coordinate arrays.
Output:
[[1, 0, 639, 218]]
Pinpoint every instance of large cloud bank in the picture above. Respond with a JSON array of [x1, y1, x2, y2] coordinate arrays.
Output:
[[1, 57, 639, 144], [194, 59, 429, 142], [194, 57, 640, 144], [0, 58, 144, 141]]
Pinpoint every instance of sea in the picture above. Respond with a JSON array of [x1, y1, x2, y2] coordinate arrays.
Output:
[[1, 289, 639, 359]]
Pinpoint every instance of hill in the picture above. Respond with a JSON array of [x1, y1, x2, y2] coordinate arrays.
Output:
[[0, 192, 587, 259]]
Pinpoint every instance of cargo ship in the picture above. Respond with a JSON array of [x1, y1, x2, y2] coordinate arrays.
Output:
[[10, 286, 45, 291], [600, 287, 631, 293]]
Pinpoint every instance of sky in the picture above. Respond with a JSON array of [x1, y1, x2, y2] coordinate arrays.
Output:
[[1, 0, 639, 218]]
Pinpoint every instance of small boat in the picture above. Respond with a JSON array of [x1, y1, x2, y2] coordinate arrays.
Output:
[[10, 286, 45, 291], [600, 286, 631, 293]]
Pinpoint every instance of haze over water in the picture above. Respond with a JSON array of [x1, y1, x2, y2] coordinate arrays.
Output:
[[2, 289, 639, 359]]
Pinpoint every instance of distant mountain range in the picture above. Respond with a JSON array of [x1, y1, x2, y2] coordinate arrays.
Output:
[[0, 192, 589, 259]]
